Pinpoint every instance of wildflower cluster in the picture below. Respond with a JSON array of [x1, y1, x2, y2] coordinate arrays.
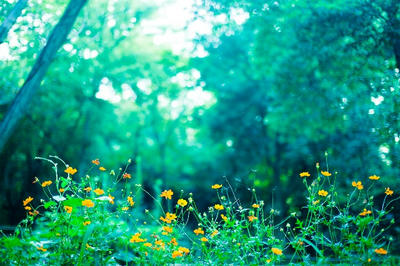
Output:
[[0, 156, 398, 265]]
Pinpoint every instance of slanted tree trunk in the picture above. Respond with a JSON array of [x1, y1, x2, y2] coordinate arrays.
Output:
[[0, 0, 28, 44], [0, 0, 88, 153]]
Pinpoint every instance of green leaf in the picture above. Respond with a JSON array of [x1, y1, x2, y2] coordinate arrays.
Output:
[[61, 177, 69, 188], [64, 197, 84, 208], [44, 201, 57, 209]]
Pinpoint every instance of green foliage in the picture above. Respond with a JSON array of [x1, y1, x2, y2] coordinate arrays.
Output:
[[0, 157, 399, 264]]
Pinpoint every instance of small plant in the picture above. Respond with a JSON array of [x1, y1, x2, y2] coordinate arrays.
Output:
[[0, 155, 399, 265]]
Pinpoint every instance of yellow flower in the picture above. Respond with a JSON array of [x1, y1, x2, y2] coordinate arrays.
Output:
[[84, 187, 92, 192], [172, 250, 183, 258], [177, 199, 188, 207], [160, 216, 170, 223], [321, 171, 331, 177], [23, 196, 33, 206], [299, 172, 310, 177], [36, 245, 47, 252], [82, 199, 94, 208], [214, 204, 224, 210], [41, 180, 52, 187], [143, 242, 152, 247], [312, 200, 320, 205], [166, 212, 177, 220], [29, 210, 39, 216], [385, 187, 394, 196], [92, 159, 100, 165], [65, 167, 77, 175], [200, 237, 208, 242], [359, 208, 372, 216], [155, 239, 165, 247], [170, 237, 178, 246], [83, 221, 91, 226], [123, 173, 131, 179], [24, 206, 31, 210], [369, 175, 380, 180], [212, 184, 222, 189], [161, 189, 174, 200], [352, 181, 364, 190], [194, 228, 205, 235], [127, 196, 135, 206], [64, 206, 72, 214], [122, 207, 129, 211], [59, 188, 65, 193], [99, 166, 106, 171], [163, 226, 173, 234], [130, 233, 146, 243], [374, 248, 388, 255], [178, 247, 190, 254], [211, 230, 219, 237], [93, 188, 104, 195], [318, 190, 328, 197], [108, 194, 115, 204], [252, 204, 260, 208], [271, 247, 283, 255], [160, 212, 177, 224], [248, 215, 258, 222], [221, 214, 228, 221]]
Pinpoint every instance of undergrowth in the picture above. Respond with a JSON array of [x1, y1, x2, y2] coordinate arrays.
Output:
[[0, 155, 399, 265]]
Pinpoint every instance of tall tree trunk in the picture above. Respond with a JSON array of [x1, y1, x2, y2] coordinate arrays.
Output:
[[0, 0, 28, 44], [0, 0, 88, 153]]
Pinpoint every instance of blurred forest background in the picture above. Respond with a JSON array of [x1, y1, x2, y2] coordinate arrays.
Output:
[[1, 0, 400, 231]]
